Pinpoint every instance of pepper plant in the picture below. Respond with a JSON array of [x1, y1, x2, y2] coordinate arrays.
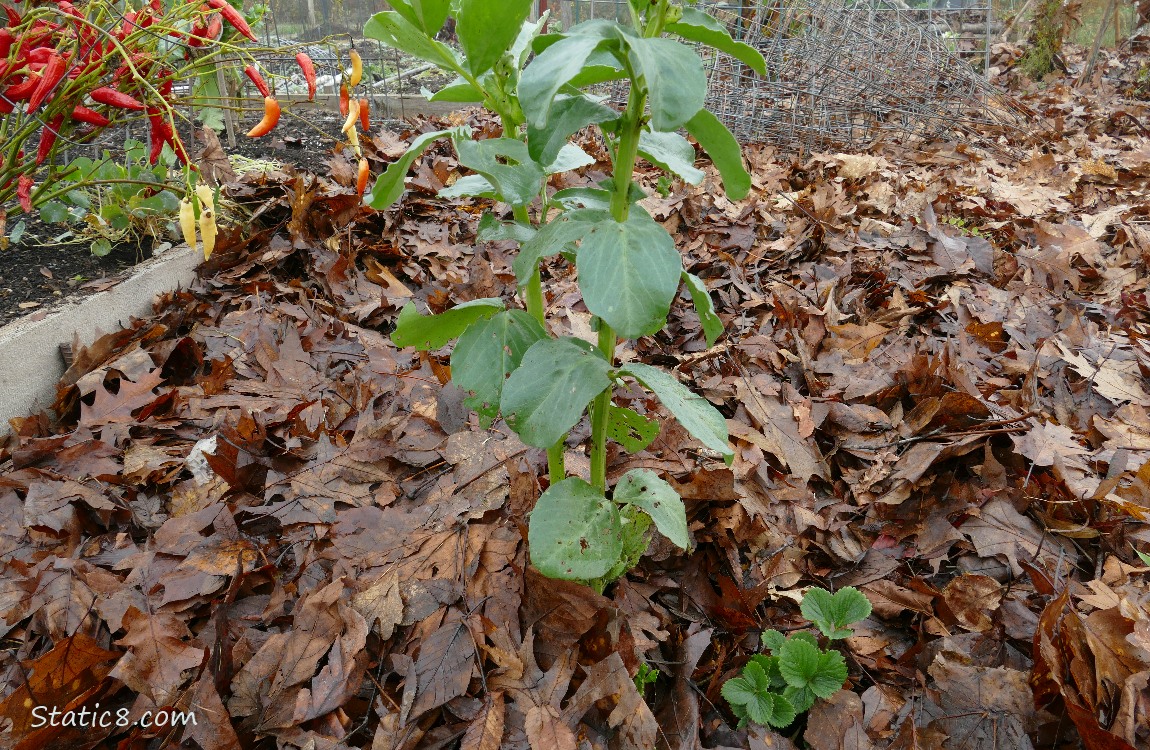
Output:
[[366, 0, 765, 591], [722, 587, 871, 729]]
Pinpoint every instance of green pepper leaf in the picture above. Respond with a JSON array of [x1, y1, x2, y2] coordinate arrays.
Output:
[[451, 310, 548, 427], [684, 109, 751, 200], [529, 477, 622, 580], [576, 211, 682, 339], [501, 337, 611, 448], [666, 7, 767, 76], [613, 469, 688, 549], [619, 363, 733, 464], [391, 298, 504, 351]]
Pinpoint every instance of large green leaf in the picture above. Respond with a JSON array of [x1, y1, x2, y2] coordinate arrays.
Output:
[[366, 128, 454, 209], [613, 469, 688, 549], [527, 94, 619, 168], [457, 0, 534, 75], [626, 37, 706, 131], [477, 212, 537, 244], [619, 363, 733, 464], [529, 477, 622, 580], [685, 109, 751, 200], [390, 298, 504, 350], [424, 77, 484, 103], [364, 11, 458, 68], [437, 174, 497, 200], [450, 310, 548, 427], [638, 129, 704, 185], [500, 337, 611, 448], [606, 405, 659, 453], [666, 7, 767, 76], [544, 143, 595, 175], [520, 23, 619, 128], [385, 0, 450, 36], [800, 587, 873, 640], [454, 137, 544, 206], [682, 271, 724, 347], [576, 211, 681, 339], [513, 208, 608, 284]]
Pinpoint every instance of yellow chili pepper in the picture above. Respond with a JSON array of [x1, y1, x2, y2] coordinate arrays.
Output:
[[195, 184, 217, 261], [341, 98, 360, 135], [179, 198, 197, 256], [349, 49, 362, 88]]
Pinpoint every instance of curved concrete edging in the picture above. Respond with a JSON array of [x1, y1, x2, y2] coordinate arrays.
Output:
[[0, 245, 200, 435]]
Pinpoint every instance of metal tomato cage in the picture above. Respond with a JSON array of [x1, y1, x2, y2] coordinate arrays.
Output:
[[545, 0, 1029, 155]]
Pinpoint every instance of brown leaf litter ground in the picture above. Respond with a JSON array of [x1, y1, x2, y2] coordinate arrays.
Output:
[[1, 44, 1150, 750]]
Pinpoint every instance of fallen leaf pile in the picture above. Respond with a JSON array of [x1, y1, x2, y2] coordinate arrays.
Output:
[[1, 54, 1149, 750]]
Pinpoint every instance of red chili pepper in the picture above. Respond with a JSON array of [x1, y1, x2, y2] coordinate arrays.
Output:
[[205, 0, 257, 42], [205, 13, 222, 40], [71, 105, 110, 126], [150, 0, 161, 11], [5, 75, 40, 102], [296, 52, 316, 101], [339, 83, 349, 117], [244, 65, 270, 98], [356, 158, 369, 196], [27, 48, 55, 66], [36, 114, 63, 165], [0, 28, 12, 58], [147, 107, 167, 164], [90, 86, 145, 110], [17, 174, 33, 213], [359, 97, 370, 133], [2, 4, 21, 27], [186, 21, 207, 47], [27, 52, 66, 113]]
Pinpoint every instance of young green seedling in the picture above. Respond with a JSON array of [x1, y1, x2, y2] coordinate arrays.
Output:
[[366, 0, 764, 591]]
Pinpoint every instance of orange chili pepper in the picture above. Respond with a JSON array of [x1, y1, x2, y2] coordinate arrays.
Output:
[[357, 158, 369, 196], [348, 49, 362, 88], [246, 96, 280, 137], [358, 98, 370, 133], [339, 83, 349, 117]]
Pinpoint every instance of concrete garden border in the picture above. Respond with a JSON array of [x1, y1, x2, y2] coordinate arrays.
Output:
[[0, 245, 200, 436]]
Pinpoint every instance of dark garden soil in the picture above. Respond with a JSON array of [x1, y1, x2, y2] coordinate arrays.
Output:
[[0, 101, 418, 328]]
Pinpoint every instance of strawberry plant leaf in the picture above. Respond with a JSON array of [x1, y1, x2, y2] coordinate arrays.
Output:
[[613, 469, 688, 549], [500, 337, 612, 448], [778, 638, 848, 700], [800, 587, 872, 640], [451, 310, 548, 427], [529, 478, 622, 580]]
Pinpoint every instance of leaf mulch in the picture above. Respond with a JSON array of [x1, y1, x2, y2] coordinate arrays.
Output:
[[2, 49, 1149, 750]]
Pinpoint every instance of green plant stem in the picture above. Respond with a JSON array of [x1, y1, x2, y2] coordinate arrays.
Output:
[[589, 323, 617, 493]]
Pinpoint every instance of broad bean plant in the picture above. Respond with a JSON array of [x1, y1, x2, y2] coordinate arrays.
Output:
[[365, 0, 765, 591]]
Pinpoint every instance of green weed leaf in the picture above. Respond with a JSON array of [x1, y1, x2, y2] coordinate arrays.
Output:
[[451, 310, 548, 427], [500, 337, 611, 448], [529, 478, 622, 580], [684, 109, 751, 200], [625, 37, 706, 131], [457, 0, 533, 75], [606, 405, 659, 453], [613, 469, 688, 549], [682, 272, 723, 347], [391, 298, 504, 350], [618, 363, 733, 464], [666, 7, 767, 75], [576, 211, 682, 339], [800, 587, 872, 640], [367, 128, 456, 209]]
